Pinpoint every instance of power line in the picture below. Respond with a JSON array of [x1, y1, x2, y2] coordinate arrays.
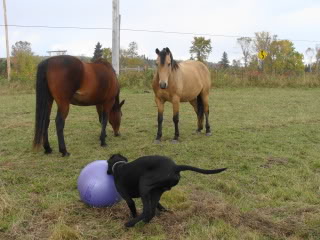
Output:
[[1, 24, 320, 43]]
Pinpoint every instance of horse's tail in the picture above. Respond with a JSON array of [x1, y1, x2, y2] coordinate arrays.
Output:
[[33, 59, 51, 150], [176, 165, 227, 175], [197, 94, 204, 119]]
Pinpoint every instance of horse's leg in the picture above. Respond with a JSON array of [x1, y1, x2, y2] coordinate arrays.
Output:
[[100, 102, 114, 147], [96, 104, 103, 124], [189, 99, 203, 133], [43, 98, 53, 154], [172, 96, 180, 143], [155, 97, 164, 143], [100, 110, 108, 147], [55, 103, 70, 157], [201, 93, 212, 136]]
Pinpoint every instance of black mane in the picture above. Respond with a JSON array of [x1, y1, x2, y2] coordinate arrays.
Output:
[[158, 48, 179, 71]]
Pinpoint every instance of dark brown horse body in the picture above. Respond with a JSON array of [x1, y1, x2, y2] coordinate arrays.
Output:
[[33, 55, 124, 156]]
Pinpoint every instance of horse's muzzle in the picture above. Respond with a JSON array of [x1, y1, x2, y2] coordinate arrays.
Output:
[[160, 82, 167, 89]]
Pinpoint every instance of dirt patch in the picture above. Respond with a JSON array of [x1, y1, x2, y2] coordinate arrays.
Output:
[[260, 156, 289, 168], [150, 188, 313, 239]]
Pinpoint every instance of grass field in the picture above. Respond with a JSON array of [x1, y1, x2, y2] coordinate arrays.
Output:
[[0, 88, 320, 240]]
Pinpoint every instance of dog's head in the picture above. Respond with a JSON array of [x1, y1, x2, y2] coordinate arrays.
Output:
[[107, 154, 128, 175]]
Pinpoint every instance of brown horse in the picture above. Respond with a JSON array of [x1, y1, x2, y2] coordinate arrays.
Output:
[[33, 55, 125, 156], [152, 48, 212, 143]]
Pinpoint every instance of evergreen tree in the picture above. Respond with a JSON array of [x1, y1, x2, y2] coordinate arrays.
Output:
[[219, 52, 230, 68], [92, 42, 103, 62]]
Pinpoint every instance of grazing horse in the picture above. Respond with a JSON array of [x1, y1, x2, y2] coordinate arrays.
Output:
[[152, 48, 212, 143], [33, 55, 125, 156]]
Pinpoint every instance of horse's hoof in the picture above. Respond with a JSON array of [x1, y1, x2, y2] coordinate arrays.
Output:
[[44, 148, 52, 154], [101, 143, 107, 147], [196, 130, 202, 135], [172, 139, 179, 144], [154, 139, 161, 144], [206, 132, 212, 136], [114, 132, 121, 137], [62, 152, 70, 157]]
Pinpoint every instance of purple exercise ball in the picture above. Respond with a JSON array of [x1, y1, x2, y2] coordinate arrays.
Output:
[[77, 160, 122, 207]]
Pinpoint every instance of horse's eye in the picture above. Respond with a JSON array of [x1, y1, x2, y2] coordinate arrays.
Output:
[[168, 63, 171, 66]]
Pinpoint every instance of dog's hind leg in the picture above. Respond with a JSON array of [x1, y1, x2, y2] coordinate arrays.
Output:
[[157, 203, 167, 212], [150, 189, 165, 218]]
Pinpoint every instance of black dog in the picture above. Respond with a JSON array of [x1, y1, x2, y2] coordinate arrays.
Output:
[[107, 154, 227, 227]]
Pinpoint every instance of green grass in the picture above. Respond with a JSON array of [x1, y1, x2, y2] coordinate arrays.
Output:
[[0, 88, 320, 239]]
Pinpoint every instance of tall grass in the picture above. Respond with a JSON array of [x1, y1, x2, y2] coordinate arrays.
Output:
[[2, 67, 319, 92], [212, 69, 320, 88], [118, 69, 320, 89]]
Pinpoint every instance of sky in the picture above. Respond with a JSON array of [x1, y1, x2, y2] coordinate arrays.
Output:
[[1, 0, 320, 63]]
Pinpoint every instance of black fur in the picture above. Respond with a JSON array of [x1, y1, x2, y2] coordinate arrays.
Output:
[[196, 94, 204, 119], [173, 113, 179, 140], [33, 59, 52, 149], [156, 47, 179, 71], [107, 154, 227, 227], [156, 112, 163, 140]]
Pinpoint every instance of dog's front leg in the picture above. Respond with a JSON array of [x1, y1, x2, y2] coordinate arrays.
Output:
[[125, 198, 137, 218], [125, 194, 152, 227]]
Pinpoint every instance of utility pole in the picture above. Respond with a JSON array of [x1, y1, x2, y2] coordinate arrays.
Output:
[[2, 0, 11, 81], [112, 0, 120, 75]]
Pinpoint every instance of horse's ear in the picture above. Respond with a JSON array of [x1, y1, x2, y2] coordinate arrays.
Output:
[[155, 48, 160, 55], [120, 100, 125, 108], [165, 47, 170, 53]]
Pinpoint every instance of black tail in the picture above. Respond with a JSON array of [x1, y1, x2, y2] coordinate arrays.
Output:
[[33, 59, 51, 149], [197, 94, 204, 119], [176, 165, 227, 174]]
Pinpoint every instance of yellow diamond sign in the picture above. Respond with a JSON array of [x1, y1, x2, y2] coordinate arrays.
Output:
[[258, 50, 268, 60]]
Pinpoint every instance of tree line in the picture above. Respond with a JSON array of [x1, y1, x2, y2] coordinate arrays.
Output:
[[0, 31, 319, 85]]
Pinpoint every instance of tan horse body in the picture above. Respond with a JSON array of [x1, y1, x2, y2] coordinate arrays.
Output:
[[152, 48, 212, 142]]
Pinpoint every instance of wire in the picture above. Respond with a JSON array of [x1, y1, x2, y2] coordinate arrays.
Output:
[[1, 24, 320, 43]]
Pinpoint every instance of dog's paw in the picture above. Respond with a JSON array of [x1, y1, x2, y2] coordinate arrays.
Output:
[[125, 221, 135, 228]]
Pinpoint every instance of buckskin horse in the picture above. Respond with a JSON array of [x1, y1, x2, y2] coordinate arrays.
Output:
[[33, 55, 125, 156], [152, 48, 212, 143]]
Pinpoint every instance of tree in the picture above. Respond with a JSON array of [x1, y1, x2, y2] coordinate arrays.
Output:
[[267, 40, 304, 74], [127, 41, 138, 58], [91, 42, 103, 62], [232, 59, 241, 68], [253, 31, 276, 54], [120, 42, 144, 68], [219, 52, 230, 69], [11, 41, 40, 82], [237, 37, 252, 67], [316, 45, 320, 72], [189, 37, 212, 62], [12, 41, 33, 57], [102, 47, 112, 62], [253, 32, 277, 72]]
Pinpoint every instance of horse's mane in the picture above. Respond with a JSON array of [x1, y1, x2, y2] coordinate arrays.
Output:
[[159, 48, 179, 71]]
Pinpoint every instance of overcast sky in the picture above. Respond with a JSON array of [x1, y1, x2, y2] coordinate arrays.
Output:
[[1, 0, 320, 63]]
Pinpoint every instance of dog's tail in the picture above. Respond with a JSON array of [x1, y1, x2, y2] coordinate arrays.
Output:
[[175, 165, 227, 174]]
